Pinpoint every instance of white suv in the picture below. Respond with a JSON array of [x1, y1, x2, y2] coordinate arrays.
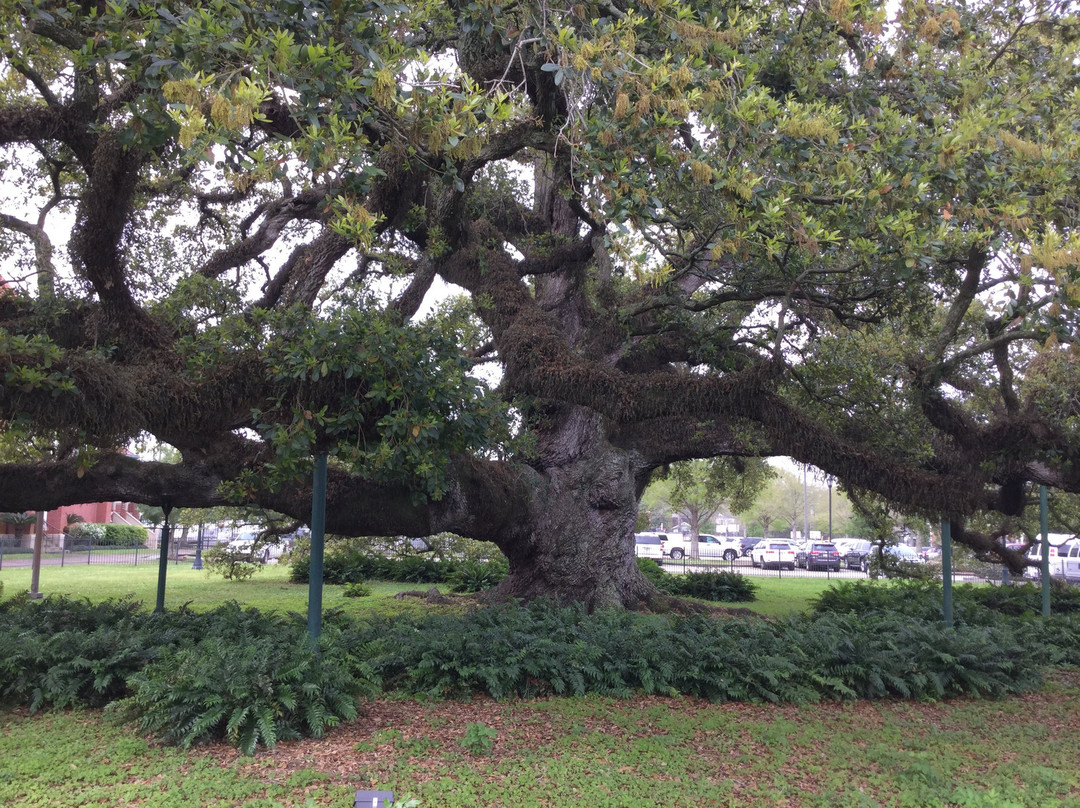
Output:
[[662, 533, 742, 561], [634, 532, 666, 560], [751, 540, 796, 570], [1025, 539, 1080, 581]]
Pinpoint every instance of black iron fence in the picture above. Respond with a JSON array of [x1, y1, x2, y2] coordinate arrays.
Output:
[[638, 550, 998, 583], [0, 530, 210, 570], [2, 535, 998, 583], [646, 552, 867, 580]]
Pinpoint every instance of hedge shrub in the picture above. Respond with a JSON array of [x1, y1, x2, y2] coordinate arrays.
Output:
[[67, 522, 106, 542], [290, 548, 504, 587], [66, 523, 147, 548], [812, 579, 1080, 621], [104, 524, 148, 545], [662, 570, 757, 602], [633, 559, 756, 603]]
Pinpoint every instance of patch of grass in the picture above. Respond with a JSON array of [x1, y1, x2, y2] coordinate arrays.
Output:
[[0, 563, 457, 618], [2, 562, 849, 620], [743, 576, 841, 616], [0, 710, 353, 807], [2, 640, 1078, 806], [0, 557, 862, 616]]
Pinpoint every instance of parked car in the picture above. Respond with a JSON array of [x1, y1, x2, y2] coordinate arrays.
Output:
[[740, 537, 762, 557], [841, 540, 873, 570], [1025, 538, 1080, 581], [797, 542, 841, 571], [662, 533, 741, 561], [888, 545, 925, 565], [843, 541, 925, 573], [832, 539, 856, 555], [750, 540, 796, 570], [634, 532, 666, 561], [227, 533, 271, 562]]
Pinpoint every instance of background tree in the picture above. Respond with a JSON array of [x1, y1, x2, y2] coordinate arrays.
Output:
[[755, 510, 775, 543], [1, 0, 1079, 606], [667, 458, 773, 557], [742, 470, 805, 539], [0, 511, 36, 547], [740, 468, 856, 539]]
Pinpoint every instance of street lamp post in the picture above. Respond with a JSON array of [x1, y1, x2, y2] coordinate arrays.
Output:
[[802, 464, 809, 541], [827, 476, 834, 542], [192, 521, 204, 570]]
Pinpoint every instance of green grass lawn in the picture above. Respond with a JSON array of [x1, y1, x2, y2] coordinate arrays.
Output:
[[0, 560, 839, 617], [2, 563, 1078, 807], [0, 562, 454, 619], [2, 671, 1078, 808], [740, 575, 837, 616]]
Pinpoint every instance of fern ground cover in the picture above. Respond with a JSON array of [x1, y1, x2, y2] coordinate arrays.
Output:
[[2, 670, 1078, 808]]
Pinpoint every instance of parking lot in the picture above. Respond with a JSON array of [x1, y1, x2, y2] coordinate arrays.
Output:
[[657, 554, 863, 579], [650, 553, 995, 583]]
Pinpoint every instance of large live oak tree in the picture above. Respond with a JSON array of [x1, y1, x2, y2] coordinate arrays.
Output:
[[1, 0, 1079, 607]]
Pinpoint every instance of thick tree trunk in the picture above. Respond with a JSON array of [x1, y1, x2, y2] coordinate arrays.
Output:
[[493, 405, 656, 610], [486, 159, 655, 610]]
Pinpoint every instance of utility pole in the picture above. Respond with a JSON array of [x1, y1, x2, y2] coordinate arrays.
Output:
[[827, 477, 833, 541], [192, 521, 204, 570], [802, 464, 809, 541]]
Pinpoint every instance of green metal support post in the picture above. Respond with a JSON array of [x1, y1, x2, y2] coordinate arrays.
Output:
[[941, 518, 953, 628], [155, 503, 173, 614], [29, 510, 45, 599], [1041, 485, 1050, 618], [308, 453, 328, 643]]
